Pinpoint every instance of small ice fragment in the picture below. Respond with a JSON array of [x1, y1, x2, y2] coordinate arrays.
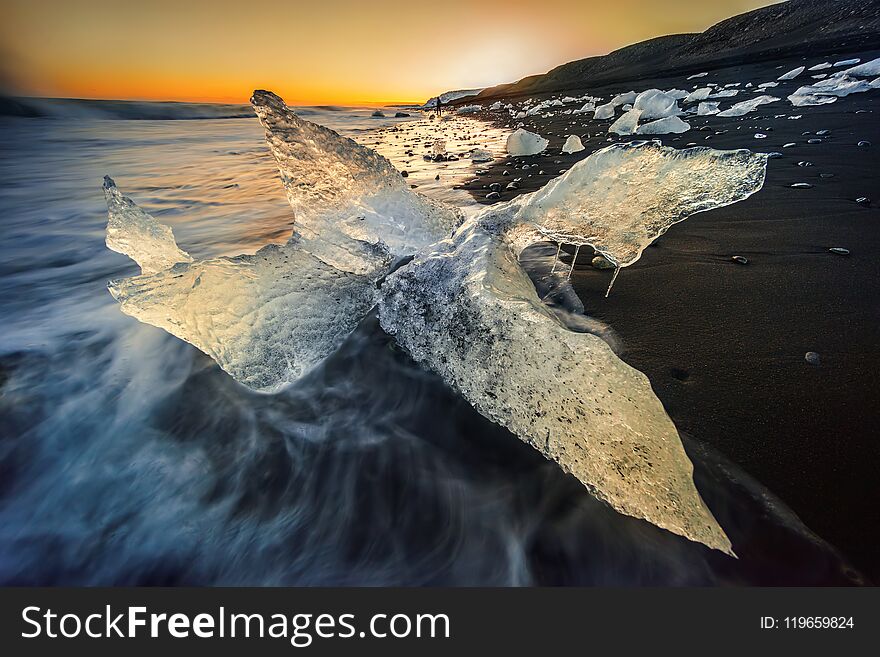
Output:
[[828, 247, 850, 255], [758, 82, 779, 88], [833, 58, 860, 67], [710, 89, 740, 98], [561, 134, 585, 153], [506, 128, 549, 156], [808, 62, 831, 71], [697, 101, 720, 115], [840, 57, 880, 77], [470, 148, 494, 163], [754, 133, 767, 139], [636, 116, 690, 135], [456, 104, 481, 114], [731, 255, 749, 265], [633, 89, 682, 120], [791, 182, 813, 188], [778, 66, 805, 80], [805, 352, 821, 366], [684, 87, 711, 104], [609, 108, 642, 135], [687, 72, 708, 79], [716, 95, 780, 117]]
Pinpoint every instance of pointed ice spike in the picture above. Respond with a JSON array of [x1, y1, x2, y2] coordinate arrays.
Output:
[[567, 244, 580, 279], [605, 266, 621, 298], [250, 90, 462, 274], [102, 176, 192, 275], [549, 242, 562, 273]]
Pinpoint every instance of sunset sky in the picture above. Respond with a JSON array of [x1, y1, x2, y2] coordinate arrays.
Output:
[[1, 0, 780, 105]]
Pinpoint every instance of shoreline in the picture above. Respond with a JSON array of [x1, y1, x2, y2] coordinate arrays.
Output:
[[457, 53, 880, 581]]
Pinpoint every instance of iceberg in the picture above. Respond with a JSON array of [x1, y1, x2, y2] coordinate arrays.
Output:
[[561, 134, 585, 153], [103, 92, 772, 555], [716, 95, 780, 117], [778, 66, 805, 80], [636, 116, 690, 135], [456, 104, 481, 114], [506, 128, 549, 156], [633, 89, 681, 121], [609, 108, 642, 135]]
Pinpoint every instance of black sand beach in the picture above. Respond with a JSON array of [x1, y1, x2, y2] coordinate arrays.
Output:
[[458, 52, 880, 581]]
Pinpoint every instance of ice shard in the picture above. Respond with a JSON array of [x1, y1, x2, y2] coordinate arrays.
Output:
[[506, 141, 767, 267], [250, 90, 462, 274], [108, 235, 381, 391], [103, 177, 193, 275]]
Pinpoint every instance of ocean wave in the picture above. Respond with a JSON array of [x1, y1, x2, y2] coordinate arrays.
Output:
[[0, 97, 254, 120]]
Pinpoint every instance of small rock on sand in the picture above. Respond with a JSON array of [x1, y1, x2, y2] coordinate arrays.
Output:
[[591, 255, 616, 270]]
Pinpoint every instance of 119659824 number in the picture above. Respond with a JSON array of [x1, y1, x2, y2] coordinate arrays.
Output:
[[761, 617, 855, 629]]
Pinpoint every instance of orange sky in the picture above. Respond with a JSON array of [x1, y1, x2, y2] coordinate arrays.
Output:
[[0, 0, 780, 105]]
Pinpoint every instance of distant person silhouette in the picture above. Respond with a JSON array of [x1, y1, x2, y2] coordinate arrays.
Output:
[[436, 97, 442, 117]]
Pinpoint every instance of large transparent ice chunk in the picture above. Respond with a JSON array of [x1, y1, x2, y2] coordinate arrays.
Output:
[[104, 91, 774, 554]]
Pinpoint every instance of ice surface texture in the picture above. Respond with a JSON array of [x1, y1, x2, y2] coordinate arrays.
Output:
[[104, 93, 770, 554], [507, 141, 767, 267], [250, 90, 461, 274], [378, 216, 732, 554]]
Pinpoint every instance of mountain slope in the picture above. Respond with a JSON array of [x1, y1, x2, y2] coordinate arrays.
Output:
[[469, 0, 880, 101]]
